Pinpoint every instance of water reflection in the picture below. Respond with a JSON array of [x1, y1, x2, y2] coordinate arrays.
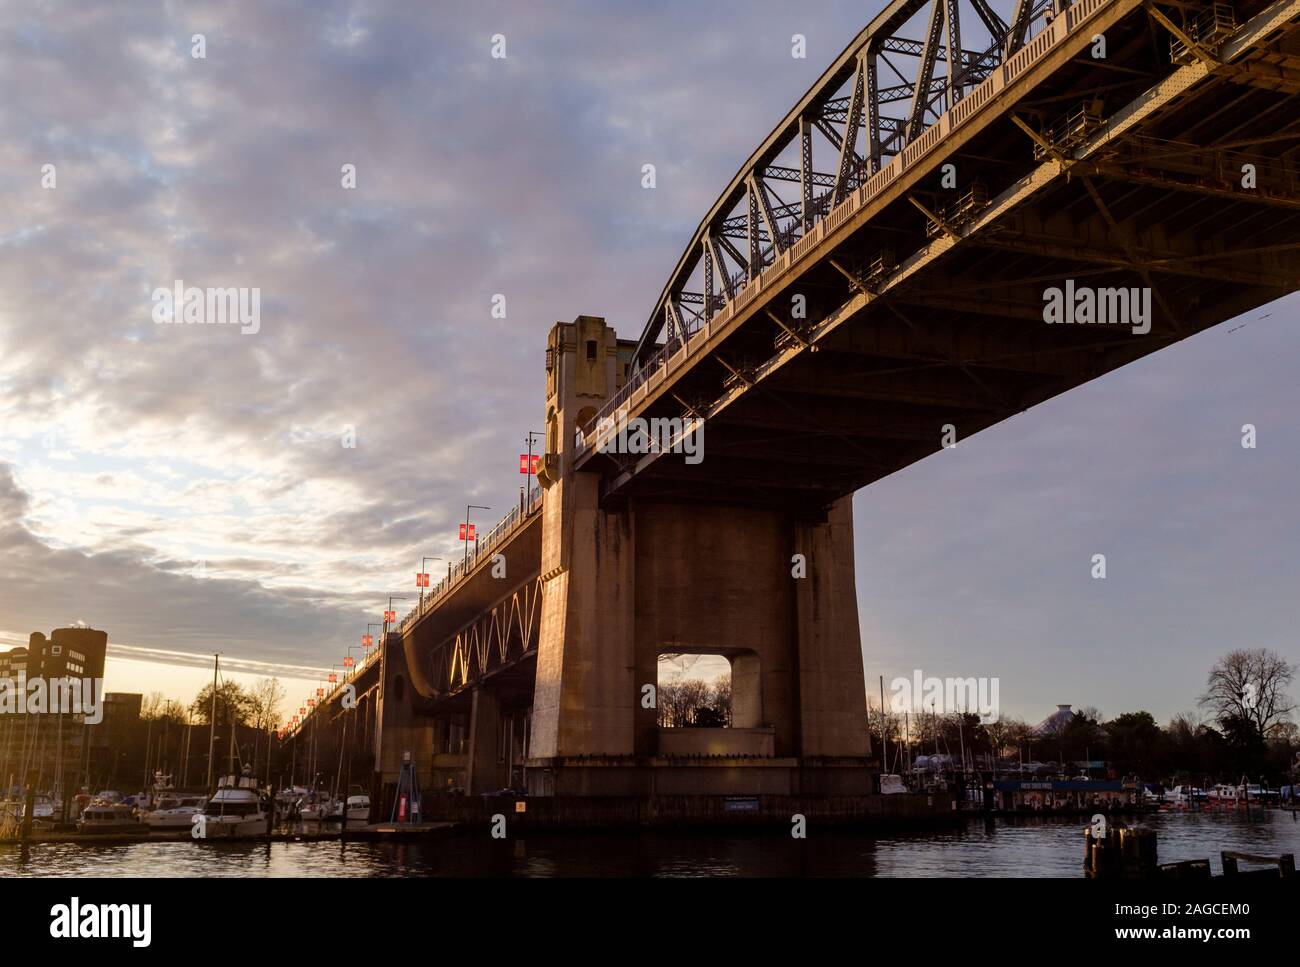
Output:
[[3, 810, 1297, 878]]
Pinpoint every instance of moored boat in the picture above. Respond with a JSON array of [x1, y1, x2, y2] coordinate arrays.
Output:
[[345, 794, 371, 823], [78, 803, 149, 834], [193, 768, 268, 839], [142, 794, 208, 830]]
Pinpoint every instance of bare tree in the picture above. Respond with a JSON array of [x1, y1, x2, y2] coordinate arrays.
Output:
[[249, 677, 286, 733], [1200, 648, 1295, 737], [657, 678, 725, 727], [1003, 718, 1033, 760], [985, 716, 1022, 758], [140, 691, 165, 720]]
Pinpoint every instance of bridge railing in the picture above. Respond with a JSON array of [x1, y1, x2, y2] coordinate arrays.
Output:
[[397, 482, 543, 633], [577, 0, 1126, 461]]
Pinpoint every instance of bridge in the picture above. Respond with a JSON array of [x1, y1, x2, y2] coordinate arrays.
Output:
[[284, 0, 1300, 815]]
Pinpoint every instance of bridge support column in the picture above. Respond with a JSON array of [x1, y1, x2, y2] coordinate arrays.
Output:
[[373, 632, 434, 813], [466, 687, 500, 795], [793, 495, 869, 757], [528, 316, 870, 797], [531, 316, 638, 762]]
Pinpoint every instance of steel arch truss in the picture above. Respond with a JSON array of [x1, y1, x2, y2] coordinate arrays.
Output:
[[634, 0, 1061, 365], [428, 575, 543, 697]]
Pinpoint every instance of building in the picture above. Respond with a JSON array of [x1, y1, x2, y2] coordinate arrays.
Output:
[[0, 647, 28, 681], [1031, 704, 1077, 737], [25, 627, 107, 682], [88, 693, 143, 788], [0, 625, 109, 796]]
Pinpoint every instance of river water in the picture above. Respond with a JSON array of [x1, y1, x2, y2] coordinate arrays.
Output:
[[3, 810, 1297, 878]]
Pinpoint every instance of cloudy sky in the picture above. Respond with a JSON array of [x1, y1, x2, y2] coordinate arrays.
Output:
[[0, 0, 1295, 725]]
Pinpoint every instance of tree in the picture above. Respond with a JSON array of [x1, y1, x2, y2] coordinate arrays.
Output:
[[140, 691, 165, 721], [1002, 718, 1033, 761], [657, 678, 730, 727], [1103, 711, 1164, 775], [248, 677, 286, 733], [1200, 648, 1295, 738], [191, 680, 254, 726]]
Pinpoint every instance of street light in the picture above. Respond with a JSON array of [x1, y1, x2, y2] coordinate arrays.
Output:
[[385, 596, 410, 636], [521, 431, 543, 512], [417, 556, 441, 607], [462, 505, 490, 566]]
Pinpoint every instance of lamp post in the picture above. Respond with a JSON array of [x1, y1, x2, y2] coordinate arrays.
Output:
[[462, 505, 490, 566], [365, 623, 382, 658], [385, 596, 410, 637], [522, 431, 543, 512], [418, 556, 441, 608]]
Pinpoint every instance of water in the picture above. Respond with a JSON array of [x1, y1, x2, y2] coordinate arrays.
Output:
[[3, 810, 1297, 877]]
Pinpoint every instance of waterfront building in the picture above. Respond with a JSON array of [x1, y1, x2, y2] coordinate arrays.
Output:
[[0, 625, 109, 798]]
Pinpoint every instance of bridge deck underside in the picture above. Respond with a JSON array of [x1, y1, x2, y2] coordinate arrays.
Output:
[[584, 1, 1300, 508]]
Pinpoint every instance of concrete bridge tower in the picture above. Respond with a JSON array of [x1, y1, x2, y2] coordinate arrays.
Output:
[[528, 315, 870, 797]]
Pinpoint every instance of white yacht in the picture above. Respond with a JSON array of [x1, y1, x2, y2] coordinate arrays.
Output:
[[345, 794, 371, 823], [1163, 784, 1204, 805], [142, 794, 208, 830], [193, 769, 268, 839], [1208, 783, 1245, 805]]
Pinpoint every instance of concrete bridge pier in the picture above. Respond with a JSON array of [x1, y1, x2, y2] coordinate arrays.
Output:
[[466, 687, 500, 795], [528, 316, 870, 797], [373, 631, 435, 817]]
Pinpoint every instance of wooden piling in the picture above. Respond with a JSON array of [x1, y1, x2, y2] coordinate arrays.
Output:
[[1085, 822, 1156, 878]]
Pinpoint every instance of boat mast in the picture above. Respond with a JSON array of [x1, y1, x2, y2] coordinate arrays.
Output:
[[205, 653, 219, 790], [878, 675, 888, 777]]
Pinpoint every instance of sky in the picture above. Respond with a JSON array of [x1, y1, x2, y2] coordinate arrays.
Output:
[[0, 1, 1296, 727]]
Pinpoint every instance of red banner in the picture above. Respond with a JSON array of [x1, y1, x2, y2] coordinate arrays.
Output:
[[416, 572, 429, 588], [384, 609, 396, 622], [459, 523, 476, 541], [519, 454, 540, 474]]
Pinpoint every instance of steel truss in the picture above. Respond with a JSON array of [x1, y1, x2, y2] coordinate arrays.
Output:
[[428, 575, 543, 696], [634, 0, 1059, 364]]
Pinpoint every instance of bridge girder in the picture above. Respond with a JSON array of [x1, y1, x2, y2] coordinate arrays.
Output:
[[581, 0, 1300, 508]]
